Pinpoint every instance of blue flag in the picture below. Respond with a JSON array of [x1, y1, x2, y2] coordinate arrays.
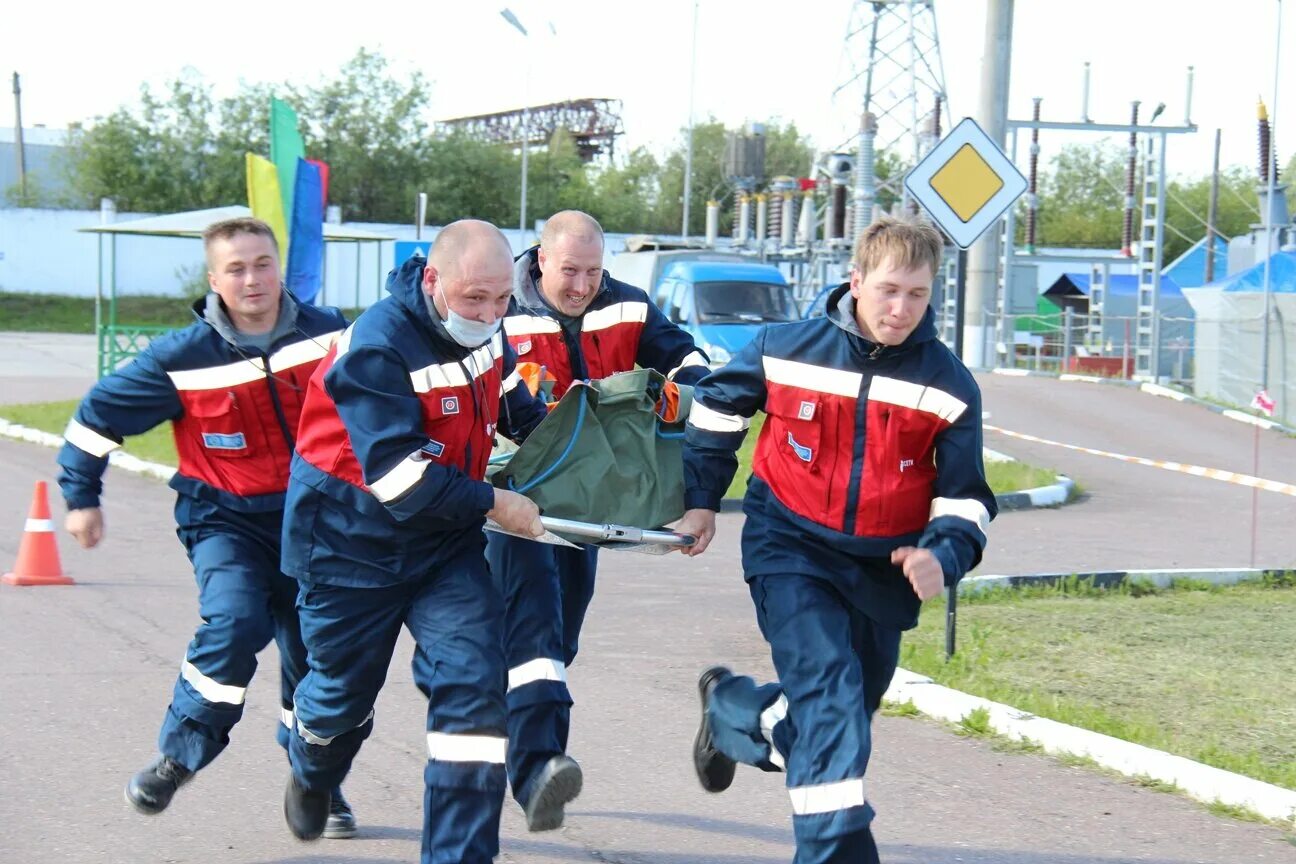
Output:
[[286, 158, 324, 304]]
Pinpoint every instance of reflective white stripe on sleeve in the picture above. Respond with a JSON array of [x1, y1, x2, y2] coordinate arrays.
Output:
[[426, 731, 507, 763], [335, 325, 354, 358], [268, 331, 342, 373], [181, 660, 247, 706], [687, 401, 750, 433], [929, 497, 991, 538], [668, 350, 710, 379], [763, 356, 862, 397], [507, 658, 567, 692], [24, 518, 54, 532], [168, 359, 267, 391], [368, 452, 430, 503], [759, 694, 788, 771], [503, 370, 524, 394], [868, 376, 967, 424], [281, 707, 295, 729], [788, 776, 867, 815], [63, 418, 121, 457], [583, 301, 649, 333], [505, 314, 563, 336]]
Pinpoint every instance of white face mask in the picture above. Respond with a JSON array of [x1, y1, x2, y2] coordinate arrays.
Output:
[[442, 307, 501, 348]]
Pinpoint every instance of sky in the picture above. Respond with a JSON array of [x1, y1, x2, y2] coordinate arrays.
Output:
[[4, 0, 1293, 181]]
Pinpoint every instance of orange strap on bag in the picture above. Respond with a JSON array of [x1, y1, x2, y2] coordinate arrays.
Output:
[[656, 381, 682, 423]]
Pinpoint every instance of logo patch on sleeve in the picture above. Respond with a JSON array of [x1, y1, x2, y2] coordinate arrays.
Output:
[[787, 431, 813, 463], [797, 401, 816, 420], [201, 432, 246, 450], [516, 339, 532, 355], [420, 439, 446, 460], [441, 396, 460, 415]]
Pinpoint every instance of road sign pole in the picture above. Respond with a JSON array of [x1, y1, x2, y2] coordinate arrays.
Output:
[[945, 583, 958, 661], [954, 248, 967, 362]]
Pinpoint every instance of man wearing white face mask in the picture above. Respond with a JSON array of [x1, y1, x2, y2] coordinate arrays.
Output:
[[279, 220, 549, 862]]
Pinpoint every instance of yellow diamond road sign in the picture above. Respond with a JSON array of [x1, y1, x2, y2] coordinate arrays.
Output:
[[905, 117, 1027, 249]]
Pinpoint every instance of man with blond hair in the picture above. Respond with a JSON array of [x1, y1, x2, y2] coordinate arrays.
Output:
[[56, 217, 360, 837], [677, 217, 996, 864]]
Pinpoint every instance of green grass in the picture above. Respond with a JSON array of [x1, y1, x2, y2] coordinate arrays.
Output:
[[901, 580, 1296, 791], [726, 414, 1061, 499], [0, 292, 195, 333], [0, 399, 178, 466]]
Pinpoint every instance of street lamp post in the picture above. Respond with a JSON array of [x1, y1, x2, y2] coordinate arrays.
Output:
[[501, 8, 530, 245], [681, 1, 699, 240]]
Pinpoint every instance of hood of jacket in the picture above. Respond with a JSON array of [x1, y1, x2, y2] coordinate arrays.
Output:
[[194, 287, 301, 352], [824, 282, 937, 359]]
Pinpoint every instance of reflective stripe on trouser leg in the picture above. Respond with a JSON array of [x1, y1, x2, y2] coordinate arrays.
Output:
[[486, 531, 575, 807], [706, 674, 787, 772], [268, 569, 310, 754], [159, 527, 280, 772], [290, 581, 405, 792], [748, 573, 879, 858], [410, 551, 508, 864]]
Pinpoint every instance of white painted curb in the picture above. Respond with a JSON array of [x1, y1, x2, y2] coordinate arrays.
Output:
[[883, 667, 1296, 823], [0, 419, 176, 482], [961, 567, 1279, 595]]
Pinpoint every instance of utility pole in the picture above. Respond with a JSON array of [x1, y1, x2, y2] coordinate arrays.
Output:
[[1205, 128, 1220, 283], [681, 0, 699, 240], [12, 72, 28, 201], [963, 0, 1013, 367]]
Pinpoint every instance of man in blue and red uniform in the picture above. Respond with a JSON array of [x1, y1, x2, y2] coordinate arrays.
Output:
[[480, 209, 710, 831], [279, 220, 549, 862], [57, 217, 360, 837], [677, 217, 997, 864]]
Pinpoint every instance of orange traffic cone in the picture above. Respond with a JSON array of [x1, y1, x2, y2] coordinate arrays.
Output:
[[3, 481, 74, 586]]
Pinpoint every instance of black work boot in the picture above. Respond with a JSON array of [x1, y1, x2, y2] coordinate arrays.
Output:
[[284, 774, 331, 841], [124, 755, 193, 815], [524, 754, 583, 832], [323, 786, 357, 839], [694, 666, 737, 793]]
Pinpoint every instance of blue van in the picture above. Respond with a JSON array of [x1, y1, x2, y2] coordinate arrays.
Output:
[[647, 260, 798, 364]]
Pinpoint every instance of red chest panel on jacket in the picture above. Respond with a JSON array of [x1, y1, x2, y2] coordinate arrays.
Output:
[[855, 376, 962, 535], [168, 333, 338, 496], [504, 301, 647, 397], [296, 334, 505, 494], [753, 358, 963, 537]]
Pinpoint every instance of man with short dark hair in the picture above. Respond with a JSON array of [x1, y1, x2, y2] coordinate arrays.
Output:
[[57, 217, 360, 836], [280, 219, 548, 862], [484, 209, 710, 831], [678, 217, 997, 864]]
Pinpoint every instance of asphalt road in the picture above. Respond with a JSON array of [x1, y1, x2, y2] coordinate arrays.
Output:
[[975, 372, 1296, 575], [2, 384, 1294, 864]]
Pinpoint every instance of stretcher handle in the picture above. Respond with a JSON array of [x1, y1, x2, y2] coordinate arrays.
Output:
[[539, 516, 697, 547]]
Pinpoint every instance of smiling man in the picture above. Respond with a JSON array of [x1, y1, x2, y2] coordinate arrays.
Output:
[[55, 218, 361, 837], [479, 210, 710, 832], [675, 217, 997, 864]]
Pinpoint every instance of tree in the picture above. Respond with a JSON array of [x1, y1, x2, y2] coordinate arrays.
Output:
[[294, 49, 433, 222], [1163, 166, 1266, 263], [583, 146, 662, 234], [1027, 142, 1283, 262], [1031, 142, 1126, 250], [420, 132, 518, 226], [654, 119, 817, 237]]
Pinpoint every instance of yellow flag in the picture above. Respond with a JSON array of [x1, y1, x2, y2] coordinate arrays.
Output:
[[245, 153, 290, 272]]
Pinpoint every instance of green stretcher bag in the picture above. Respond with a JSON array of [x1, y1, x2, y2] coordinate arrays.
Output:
[[492, 368, 693, 533]]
